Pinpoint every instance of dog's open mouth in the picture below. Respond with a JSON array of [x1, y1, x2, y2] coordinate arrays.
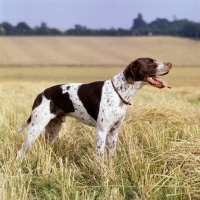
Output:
[[145, 75, 171, 89]]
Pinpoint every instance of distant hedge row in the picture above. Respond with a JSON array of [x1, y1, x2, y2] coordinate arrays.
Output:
[[1, 14, 200, 38]]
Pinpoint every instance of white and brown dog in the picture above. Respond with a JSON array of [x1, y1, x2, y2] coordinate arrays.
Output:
[[17, 58, 172, 161]]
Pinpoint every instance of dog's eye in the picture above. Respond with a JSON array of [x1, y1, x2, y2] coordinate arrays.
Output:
[[150, 59, 156, 64], [148, 61, 157, 68]]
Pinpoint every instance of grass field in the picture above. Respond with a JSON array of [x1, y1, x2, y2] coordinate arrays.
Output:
[[0, 65, 200, 87], [0, 36, 200, 199], [0, 36, 200, 67]]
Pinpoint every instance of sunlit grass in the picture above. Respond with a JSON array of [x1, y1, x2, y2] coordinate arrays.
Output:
[[0, 36, 200, 67], [0, 65, 199, 87], [0, 66, 200, 199]]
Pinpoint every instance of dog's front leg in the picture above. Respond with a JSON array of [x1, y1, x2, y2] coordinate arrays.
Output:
[[106, 118, 124, 163], [95, 129, 108, 158], [106, 129, 119, 163]]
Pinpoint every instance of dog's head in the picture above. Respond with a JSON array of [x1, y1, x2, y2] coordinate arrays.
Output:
[[124, 57, 172, 88]]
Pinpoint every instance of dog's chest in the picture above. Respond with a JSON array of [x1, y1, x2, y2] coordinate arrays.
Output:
[[97, 81, 127, 124]]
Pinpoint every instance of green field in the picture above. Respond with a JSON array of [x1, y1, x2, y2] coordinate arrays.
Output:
[[0, 36, 200, 199]]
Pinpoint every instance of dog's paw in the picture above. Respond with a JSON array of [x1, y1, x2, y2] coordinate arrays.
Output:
[[16, 150, 23, 161]]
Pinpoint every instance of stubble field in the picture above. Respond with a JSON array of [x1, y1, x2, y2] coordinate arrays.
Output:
[[0, 36, 200, 199]]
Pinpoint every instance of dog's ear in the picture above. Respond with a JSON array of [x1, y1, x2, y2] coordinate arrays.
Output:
[[123, 60, 137, 84]]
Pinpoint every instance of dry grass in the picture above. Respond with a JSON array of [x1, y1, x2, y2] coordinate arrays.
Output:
[[0, 36, 200, 199], [0, 36, 200, 66], [0, 65, 199, 87], [0, 65, 200, 199]]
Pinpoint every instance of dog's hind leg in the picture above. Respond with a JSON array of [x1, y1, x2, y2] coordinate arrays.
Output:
[[17, 119, 50, 159], [17, 96, 56, 159], [45, 118, 63, 145]]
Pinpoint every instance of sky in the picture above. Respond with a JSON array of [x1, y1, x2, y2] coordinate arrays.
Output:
[[0, 0, 200, 30]]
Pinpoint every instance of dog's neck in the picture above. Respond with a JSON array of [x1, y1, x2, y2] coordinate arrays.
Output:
[[111, 71, 145, 103]]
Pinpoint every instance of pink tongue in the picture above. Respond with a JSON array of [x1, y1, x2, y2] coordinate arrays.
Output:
[[154, 77, 171, 88]]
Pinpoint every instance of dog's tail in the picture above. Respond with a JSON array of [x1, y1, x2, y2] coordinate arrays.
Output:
[[17, 116, 31, 133]]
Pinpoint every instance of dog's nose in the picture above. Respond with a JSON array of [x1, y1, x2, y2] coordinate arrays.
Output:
[[167, 62, 172, 68]]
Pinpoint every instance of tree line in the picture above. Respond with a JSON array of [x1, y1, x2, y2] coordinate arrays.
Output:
[[0, 14, 200, 38]]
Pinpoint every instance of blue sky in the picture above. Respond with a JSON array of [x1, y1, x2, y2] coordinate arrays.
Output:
[[0, 0, 200, 29]]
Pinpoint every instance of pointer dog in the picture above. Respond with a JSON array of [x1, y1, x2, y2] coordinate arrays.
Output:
[[17, 58, 172, 161]]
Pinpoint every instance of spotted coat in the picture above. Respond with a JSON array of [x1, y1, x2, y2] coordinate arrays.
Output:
[[17, 58, 172, 161]]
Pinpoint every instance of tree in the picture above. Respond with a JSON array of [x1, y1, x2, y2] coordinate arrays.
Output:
[[132, 13, 146, 29], [1, 22, 14, 35], [34, 22, 51, 35], [149, 18, 170, 29], [14, 22, 32, 35], [181, 21, 200, 38], [40, 22, 47, 29]]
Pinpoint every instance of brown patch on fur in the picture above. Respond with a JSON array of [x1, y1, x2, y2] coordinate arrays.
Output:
[[78, 81, 104, 120], [43, 85, 75, 119]]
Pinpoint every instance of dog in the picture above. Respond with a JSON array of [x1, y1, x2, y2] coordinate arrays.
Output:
[[17, 58, 172, 161]]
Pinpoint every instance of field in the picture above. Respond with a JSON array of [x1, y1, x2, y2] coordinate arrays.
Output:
[[0, 36, 200, 199], [0, 36, 200, 67]]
